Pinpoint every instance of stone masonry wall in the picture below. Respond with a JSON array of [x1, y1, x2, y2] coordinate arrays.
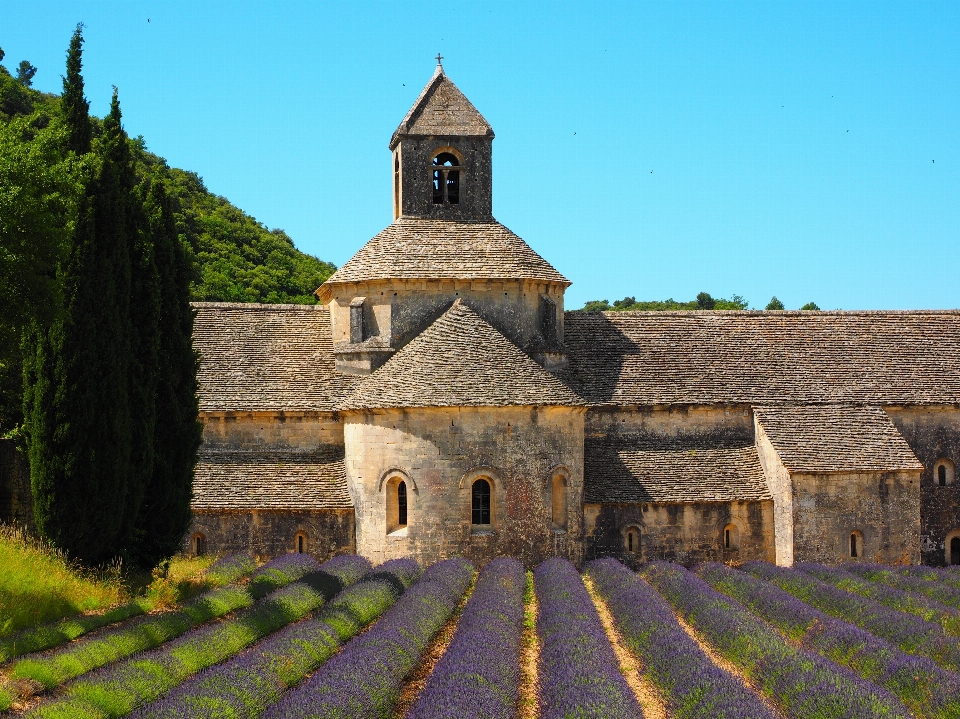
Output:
[[396, 136, 493, 222], [888, 406, 960, 565], [755, 419, 795, 566], [201, 411, 344, 450], [584, 404, 755, 437], [790, 469, 920, 564], [343, 405, 585, 568], [583, 500, 775, 567], [185, 509, 355, 561]]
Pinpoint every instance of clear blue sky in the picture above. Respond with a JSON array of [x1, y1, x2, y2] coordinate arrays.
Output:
[[5, 1, 959, 310]]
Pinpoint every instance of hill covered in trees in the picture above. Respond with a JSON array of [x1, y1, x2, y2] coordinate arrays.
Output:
[[579, 293, 820, 312]]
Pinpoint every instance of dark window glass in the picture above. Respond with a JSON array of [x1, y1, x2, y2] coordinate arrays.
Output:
[[725, 529, 731, 549], [297, 535, 304, 553], [195, 534, 205, 556], [398, 481, 407, 526], [940, 465, 948, 486], [627, 531, 634, 552], [851, 533, 858, 558], [472, 479, 491, 525], [952, 537, 960, 565]]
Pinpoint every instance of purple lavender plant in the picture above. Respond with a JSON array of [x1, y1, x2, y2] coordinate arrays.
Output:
[[642, 562, 909, 719], [405, 557, 525, 719], [131, 558, 416, 719], [744, 561, 960, 673], [203, 552, 257, 586], [535, 557, 642, 719], [844, 563, 960, 613], [696, 562, 960, 718], [248, 553, 322, 598], [262, 557, 474, 719], [586, 558, 775, 719]]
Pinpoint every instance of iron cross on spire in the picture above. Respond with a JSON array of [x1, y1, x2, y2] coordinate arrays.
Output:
[[435, 53, 444, 67]]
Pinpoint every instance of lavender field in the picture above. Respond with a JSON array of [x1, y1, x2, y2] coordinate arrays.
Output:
[[3, 555, 960, 718]]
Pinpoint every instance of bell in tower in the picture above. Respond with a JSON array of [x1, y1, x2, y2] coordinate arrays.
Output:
[[390, 57, 494, 222]]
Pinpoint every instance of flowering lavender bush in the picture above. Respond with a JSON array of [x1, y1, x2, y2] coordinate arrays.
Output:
[[24, 555, 372, 719], [798, 562, 960, 635], [203, 552, 257, 586], [263, 557, 474, 719], [697, 562, 960, 718], [12, 584, 253, 690], [248, 553, 322, 599], [131, 558, 418, 719], [405, 557, 525, 719], [535, 557, 642, 719], [845, 563, 960, 612], [745, 561, 960, 673], [586, 558, 775, 719], [642, 562, 909, 719]]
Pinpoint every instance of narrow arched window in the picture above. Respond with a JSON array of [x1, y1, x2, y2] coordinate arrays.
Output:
[[432, 152, 460, 205], [936, 459, 954, 486], [850, 532, 860, 558], [952, 537, 960, 565], [624, 527, 640, 554], [723, 523, 740, 551], [393, 151, 401, 219], [295, 533, 307, 554], [397, 481, 407, 527], [940, 465, 948, 486], [551, 475, 567, 529], [193, 533, 206, 557], [472, 479, 491, 525]]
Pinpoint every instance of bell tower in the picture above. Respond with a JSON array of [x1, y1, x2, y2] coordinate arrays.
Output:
[[390, 58, 494, 222]]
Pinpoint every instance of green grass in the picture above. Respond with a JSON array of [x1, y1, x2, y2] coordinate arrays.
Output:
[[0, 525, 123, 637]]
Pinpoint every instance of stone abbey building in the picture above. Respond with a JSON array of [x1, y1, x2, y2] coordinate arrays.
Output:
[[185, 63, 960, 568]]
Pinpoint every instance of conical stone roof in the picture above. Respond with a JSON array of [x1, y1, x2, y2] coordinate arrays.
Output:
[[390, 65, 493, 148], [339, 300, 584, 411]]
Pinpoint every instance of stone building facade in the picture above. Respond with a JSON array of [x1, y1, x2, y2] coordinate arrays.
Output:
[[184, 62, 960, 568]]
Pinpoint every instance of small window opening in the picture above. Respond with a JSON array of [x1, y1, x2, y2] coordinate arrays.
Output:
[[193, 533, 206, 556], [541, 295, 558, 341], [393, 152, 401, 219], [397, 481, 407, 527], [723, 523, 740, 551], [349, 297, 365, 344], [624, 527, 640, 553], [296, 533, 306, 554], [952, 537, 960, 565], [431, 152, 460, 205], [628, 531, 634, 551], [936, 459, 955, 486], [551, 474, 568, 529], [472, 478, 491, 525], [850, 531, 861, 558], [941, 465, 948, 486]]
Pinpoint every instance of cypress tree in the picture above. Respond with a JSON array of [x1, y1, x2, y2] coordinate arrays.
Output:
[[130, 179, 201, 567], [62, 24, 91, 155], [24, 90, 134, 565]]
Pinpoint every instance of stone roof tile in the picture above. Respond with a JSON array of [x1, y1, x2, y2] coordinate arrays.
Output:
[[585, 433, 771, 503], [340, 299, 584, 411], [192, 447, 352, 510], [754, 404, 922, 473], [318, 218, 568, 294], [562, 310, 960, 407], [390, 66, 493, 147], [193, 303, 358, 412]]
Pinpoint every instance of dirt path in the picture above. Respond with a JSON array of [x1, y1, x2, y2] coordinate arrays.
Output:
[[517, 571, 539, 719], [582, 575, 669, 719], [392, 575, 475, 719], [672, 611, 788, 719]]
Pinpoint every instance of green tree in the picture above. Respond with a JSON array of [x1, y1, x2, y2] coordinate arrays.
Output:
[[62, 25, 91, 156], [696, 292, 716, 310], [129, 180, 202, 568], [800, 301, 820, 311], [25, 91, 135, 565], [765, 296, 785, 310], [15, 60, 37, 87]]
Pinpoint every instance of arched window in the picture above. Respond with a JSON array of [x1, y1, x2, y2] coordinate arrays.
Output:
[[386, 476, 409, 534], [936, 459, 955, 487], [472, 478, 491, 525], [295, 533, 307, 554], [952, 537, 960, 566], [193, 533, 206, 557], [624, 526, 640, 554], [551, 474, 567, 529], [432, 151, 460, 205], [723, 523, 740, 551], [393, 151, 401, 219], [850, 530, 863, 558]]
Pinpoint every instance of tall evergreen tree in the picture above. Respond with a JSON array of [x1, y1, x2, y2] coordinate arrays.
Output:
[[130, 180, 201, 567], [24, 90, 135, 565], [62, 24, 91, 156]]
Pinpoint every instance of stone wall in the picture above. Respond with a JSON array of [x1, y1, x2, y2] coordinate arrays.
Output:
[[0, 439, 33, 531], [755, 418, 795, 566], [790, 469, 920, 564], [343, 405, 585, 568], [887, 406, 960, 565], [585, 404, 754, 437], [583, 500, 775, 567], [185, 509, 355, 561], [201, 411, 343, 450]]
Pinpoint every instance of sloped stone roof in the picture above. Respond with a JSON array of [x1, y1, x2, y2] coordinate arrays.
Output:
[[585, 433, 771, 503], [340, 300, 584, 411], [390, 66, 493, 148], [317, 218, 569, 296], [754, 404, 922, 473], [562, 310, 960, 407], [192, 447, 352, 510], [193, 303, 358, 412]]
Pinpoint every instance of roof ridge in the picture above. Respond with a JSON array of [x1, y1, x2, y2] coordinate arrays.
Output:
[[390, 69, 493, 148]]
